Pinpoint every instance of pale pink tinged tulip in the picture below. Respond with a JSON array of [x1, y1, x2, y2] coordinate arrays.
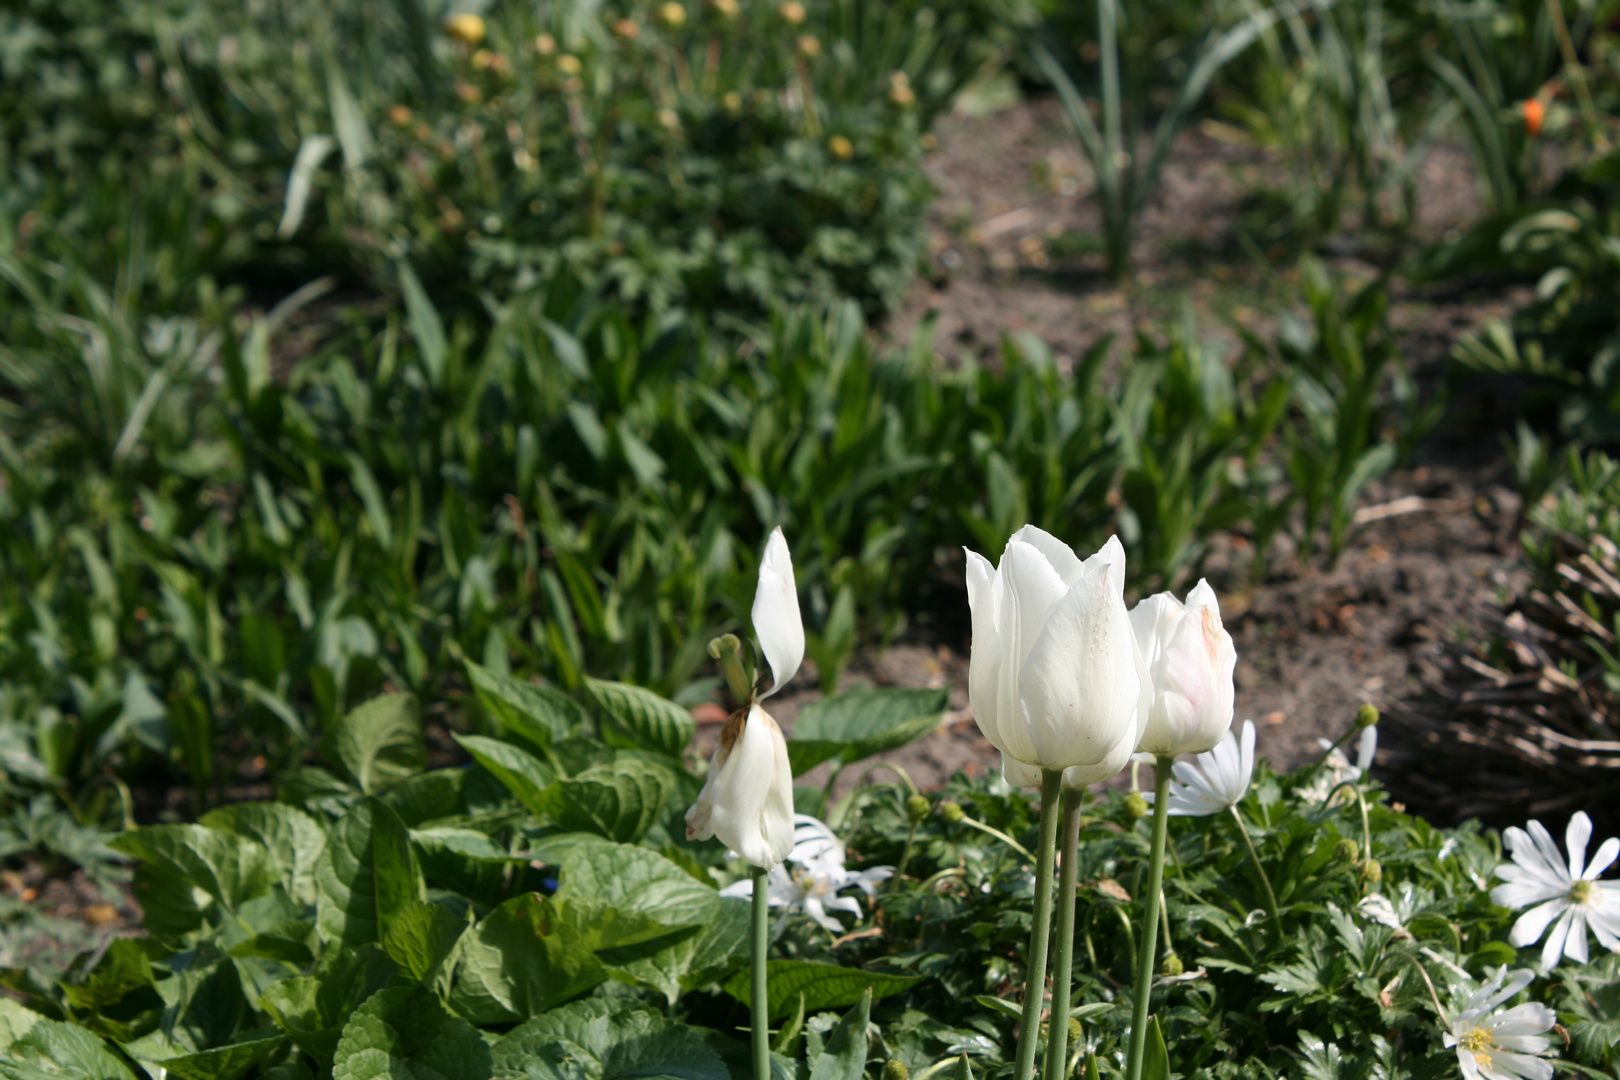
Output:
[[1130, 579, 1236, 756]]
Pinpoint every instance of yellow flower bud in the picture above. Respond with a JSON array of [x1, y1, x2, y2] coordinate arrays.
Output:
[[658, 2, 687, 27], [796, 34, 821, 57], [828, 134, 853, 159], [711, 0, 740, 16], [534, 32, 557, 56], [658, 107, 681, 131], [721, 90, 742, 112], [557, 54, 583, 74], [387, 104, 414, 127], [612, 17, 640, 38], [454, 81, 482, 104], [778, 1, 806, 24], [444, 13, 486, 45]]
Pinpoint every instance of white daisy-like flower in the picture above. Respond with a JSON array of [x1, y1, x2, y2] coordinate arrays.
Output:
[[1301, 725, 1377, 804], [1490, 811, 1620, 969], [720, 814, 893, 935], [1354, 884, 1431, 940], [1442, 965, 1556, 1080], [1143, 720, 1255, 816]]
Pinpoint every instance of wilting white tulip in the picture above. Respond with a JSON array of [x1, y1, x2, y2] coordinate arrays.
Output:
[[1130, 580, 1236, 756], [686, 528, 801, 868], [965, 526, 1145, 788]]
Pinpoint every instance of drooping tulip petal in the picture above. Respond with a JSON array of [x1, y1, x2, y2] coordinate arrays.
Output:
[[752, 527, 803, 699], [686, 704, 795, 869]]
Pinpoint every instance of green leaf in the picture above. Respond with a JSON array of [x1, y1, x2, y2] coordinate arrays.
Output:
[[201, 802, 325, 905], [331, 694, 425, 794], [138, 1036, 288, 1080], [0, 1020, 137, 1080], [605, 896, 750, 1005], [0, 1000, 42, 1050], [786, 687, 948, 775], [333, 987, 490, 1080], [490, 998, 727, 1080], [59, 940, 154, 1015], [554, 843, 718, 946], [538, 759, 673, 843], [259, 945, 397, 1068], [584, 678, 694, 758], [466, 661, 585, 752], [380, 769, 468, 826], [807, 989, 872, 1080], [383, 902, 466, 986], [1141, 1016, 1169, 1080], [316, 798, 424, 948], [724, 961, 921, 1021], [454, 734, 555, 816], [449, 894, 607, 1024], [111, 825, 274, 936], [954, 1055, 974, 1080]]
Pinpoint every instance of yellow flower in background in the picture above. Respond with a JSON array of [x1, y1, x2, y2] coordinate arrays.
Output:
[[658, 2, 687, 28], [444, 13, 486, 45], [828, 135, 853, 159]]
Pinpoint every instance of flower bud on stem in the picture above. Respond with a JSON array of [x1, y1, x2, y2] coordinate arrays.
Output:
[[710, 633, 754, 704]]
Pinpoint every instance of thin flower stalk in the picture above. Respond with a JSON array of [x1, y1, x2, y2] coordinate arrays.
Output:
[[1013, 770, 1064, 1080], [1124, 756, 1172, 1080], [1043, 788, 1085, 1080], [750, 864, 770, 1080]]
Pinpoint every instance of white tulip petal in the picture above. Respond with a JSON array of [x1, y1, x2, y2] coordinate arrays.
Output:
[[1567, 812, 1593, 879], [1080, 535, 1128, 600], [690, 705, 796, 868], [1001, 753, 1044, 789], [752, 527, 804, 699], [966, 548, 1009, 751], [1009, 524, 1085, 584], [992, 541, 1071, 763], [1017, 559, 1139, 768], [1060, 720, 1138, 789]]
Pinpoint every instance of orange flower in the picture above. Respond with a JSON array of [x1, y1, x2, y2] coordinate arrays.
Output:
[[1521, 98, 1545, 137]]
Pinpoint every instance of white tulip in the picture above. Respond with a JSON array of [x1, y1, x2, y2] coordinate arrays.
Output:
[[1130, 579, 1236, 756], [685, 528, 800, 868], [965, 527, 1145, 787]]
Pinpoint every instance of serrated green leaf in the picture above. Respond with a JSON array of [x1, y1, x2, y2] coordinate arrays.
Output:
[[259, 945, 396, 1068], [606, 896, 751, 1005], [786, 687, 948, 775], [449, 894, 608, 1024], [554, 843, 718, 945], [539, 759, 673, 843], [383, 902, 466, 985], [0, 1019, 137, 1080], [584, 678, 693, 758], [807, 989, 871, 1080], [316, 799, 424, 948], [331, 693, 425, 794], [333, 987, 490, 1080], [0, 1000, 42, 1050], [201, 802, 325, 905], [455, 734, 555, 816], [490, 998, 727, 1080], [59, 940, 153, 1015], [380, 769, 467, 826], [111, 825, 274, 937], [466, 661, 584, 752], [725, 961, 921, 1021]]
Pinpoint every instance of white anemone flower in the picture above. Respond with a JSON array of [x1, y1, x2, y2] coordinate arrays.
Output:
[[1301, 725, 1377, 805], [1442, 966, 1557, 1080], [720, 815, 894, 935], [1143, 720, 1256, 816], [685, 528, 801, 869], [1490, 811, 1620, 969]]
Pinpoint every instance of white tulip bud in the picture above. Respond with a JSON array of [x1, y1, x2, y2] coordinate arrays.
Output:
[[965, 526, 1146, 786], [1130, 580, 1237, 756]]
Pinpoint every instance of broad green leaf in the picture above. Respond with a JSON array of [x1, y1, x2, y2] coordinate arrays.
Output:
[[331, 694, 425, 794], [807, 991, 872, 1080], [316, 799, 424, 948], [786, 687, 948, 775], [383, 902, 466, 986], [454, 734, 555, 816], [538, 759, 673, 843], [380, 769, 467, 826], [490, 998, 727, 1080], [0, 999, 41, 1049], [584, 678, 693, 758], [449, 894, 608, 1024], [0, 1020, 137, 1080], [201, 802, 325, 905], [259, 945, 397, 1068], [606, 897, 751, 1005], [332, 987, 490, 1080], [138, 1036, 288, 1080], [554, 843, 718, 945], [466, 661, 585, 751], [111, 825, 274, 936], [59, 940, 153, 1015], [724, 961, 920, 1021]]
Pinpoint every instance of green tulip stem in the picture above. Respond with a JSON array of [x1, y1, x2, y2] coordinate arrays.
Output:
[[1125, 757, 1172, 1080], [751, 864, 771, 1080], [1043, 788, 1085, 1080], [1228, 806, 1281, 930], [1013, 770, 1065, 1080]]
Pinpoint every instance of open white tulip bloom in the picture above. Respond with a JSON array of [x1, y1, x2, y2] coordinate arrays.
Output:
[[1145, 719, 1255, 816], [965, 527, 1145, 788], [685, 528, 801, 869], [1490, 811, 1620, 969], [720, 815, 894, 935], [1442, 966, 1557, 1080], [1130, 580, 1236, 756]]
